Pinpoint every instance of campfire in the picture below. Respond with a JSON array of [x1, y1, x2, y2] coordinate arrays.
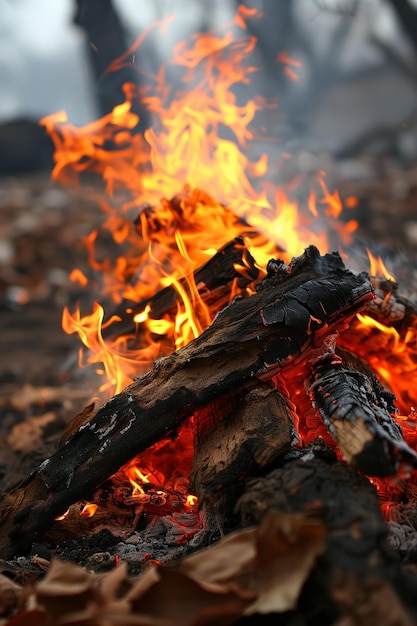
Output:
[[2, 7, 417, 625]]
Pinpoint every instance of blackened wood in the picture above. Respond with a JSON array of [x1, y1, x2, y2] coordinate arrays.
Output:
[[0, 246, 374, 557], [365, 275, 417, 337], [308, 355, 416, 476], [190, 384, 295, 534], [338, 275, 417, 412], [102, 237, 259, 341], [235, 444, 417, 620]]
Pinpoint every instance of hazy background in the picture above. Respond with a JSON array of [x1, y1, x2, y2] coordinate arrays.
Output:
[[1, 0, 417, 158]]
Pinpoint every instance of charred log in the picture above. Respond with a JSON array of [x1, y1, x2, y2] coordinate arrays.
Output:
[[0, 245, 378, 558], [190, 383, 295, 535], [364, 275, 417, 336], [308, 355, 414, 476], [236, 443, 417, 621], [102, 236, 259, 342]]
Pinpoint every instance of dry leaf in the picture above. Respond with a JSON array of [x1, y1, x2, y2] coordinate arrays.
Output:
[[4, 384, 88, 412], [178, 527, 257, 583], [128, 568, 249, 626], [0, 574, 21, 616], [98, 560, 128, 600], [126, 511, 325, 625], [36, 559, 93, 596], [181, 511, 326, 616], [1, 608, 48, 626], [4, 512, 326, 625], [7, 412, 56, 452], [33, 559, 97, 622], [243, 510, 326, 615]]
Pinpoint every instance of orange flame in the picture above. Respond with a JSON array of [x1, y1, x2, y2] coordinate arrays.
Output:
[[41, 16, 359, 399], [46, 11, 417, 525], [366, 248, 396, 282], [80, 502, 99, 517], [277, 51, 302, 81]]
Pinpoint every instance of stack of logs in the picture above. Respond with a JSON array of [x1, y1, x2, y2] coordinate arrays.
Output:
[[2, 242, 417, 623]]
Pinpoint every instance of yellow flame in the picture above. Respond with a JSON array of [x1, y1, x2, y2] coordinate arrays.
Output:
[[42, 11, 358, 400], [366, 249, 396, 282]]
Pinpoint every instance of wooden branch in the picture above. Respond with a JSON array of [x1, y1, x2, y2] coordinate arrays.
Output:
[[0, 246, 376, 557], [190, 383, 296, 535], [102, 237, 260, 341], [309, 356, 416, 476]]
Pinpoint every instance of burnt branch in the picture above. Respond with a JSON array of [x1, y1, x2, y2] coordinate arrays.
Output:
[[309, 357, 416, 476], [102, 237, 259, 342]]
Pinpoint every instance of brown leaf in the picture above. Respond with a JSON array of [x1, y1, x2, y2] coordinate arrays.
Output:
[[5, 512, 325, 625], [34, 559, 97, 622], [4, 384, 88, 412], [128, 568, 249, 626], [243, 511, 326, 615], [98, 560, 129, 600], [36, 559, 93, 597], [180, 511, 326, 615], [0, 574, 21, 616], [126, 511, 325, 625], [178, 527, 257, 583], [1, 608, 49, 626], [7, 412, 56, 452]]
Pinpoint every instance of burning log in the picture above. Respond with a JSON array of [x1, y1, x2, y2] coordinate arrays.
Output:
[[102, 236, 259, 342], [190, 383, 296, 534], [1, 245, 415, 559], [309, 356, 414, 476]]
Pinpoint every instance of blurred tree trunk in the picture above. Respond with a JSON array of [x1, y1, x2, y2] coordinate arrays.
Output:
[[390, 0, 417, 56], [74, 0, 151, 132]]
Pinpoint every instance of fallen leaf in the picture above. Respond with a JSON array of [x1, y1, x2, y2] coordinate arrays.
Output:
[[34, 559, 97, 622], [178, 527, 257, 583], [0, 574, 21, 616], [4, 512, 326, 626], [128, 567, 249, 626], [243, 510, 326, 615], [1, 608, 48, 626], [4, 384, 88, 412], [7, 412, 56, 452]]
